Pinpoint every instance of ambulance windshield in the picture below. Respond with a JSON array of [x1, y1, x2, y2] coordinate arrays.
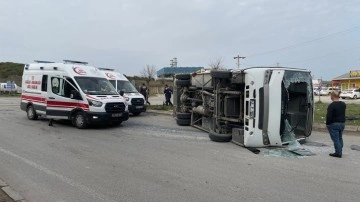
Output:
[[75, 77, 118, 95], [116, 80, 138, 93]]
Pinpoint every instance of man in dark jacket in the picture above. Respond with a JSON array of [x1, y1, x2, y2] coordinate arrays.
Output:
[[139, 83, 150, 105], [164, 84, 173, 106], [326, 90, 346, 158]]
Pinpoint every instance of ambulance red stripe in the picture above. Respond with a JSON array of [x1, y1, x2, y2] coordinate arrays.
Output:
[[47, 101, 89, 109], [21, 95, 46, 103]]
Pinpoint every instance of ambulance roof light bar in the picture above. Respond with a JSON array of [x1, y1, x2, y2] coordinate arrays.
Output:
[[63, 60, 88, 65], [98, 68, 115, 71], [34, 60, 55, 63]]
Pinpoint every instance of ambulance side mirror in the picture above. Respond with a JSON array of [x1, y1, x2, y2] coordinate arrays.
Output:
[[119, 90, 124, 96], [70, 90, 82, 100]]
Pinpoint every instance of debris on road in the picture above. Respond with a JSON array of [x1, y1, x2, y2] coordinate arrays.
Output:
[[350, 145, 360, 151]]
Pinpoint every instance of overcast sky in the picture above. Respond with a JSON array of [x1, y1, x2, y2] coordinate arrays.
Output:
[[1, 0, 359, 80]]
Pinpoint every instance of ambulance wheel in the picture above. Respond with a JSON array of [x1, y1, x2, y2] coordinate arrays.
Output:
[[74, 112, 87, 129], [175, 74, 191, 80], [132, 112, 141, 116], [209, 130, 232, 142], [26, 105, 38, 120]]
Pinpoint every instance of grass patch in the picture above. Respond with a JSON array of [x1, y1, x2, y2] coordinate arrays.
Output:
[[315, 102, 360, 125], [0, 93, 21, 97], [147, 104, 173, 111]]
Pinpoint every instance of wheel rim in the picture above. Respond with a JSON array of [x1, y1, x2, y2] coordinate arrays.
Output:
[[76, 114, 84, 127], [354, 95, 357, 99], [27, 107, 34, 118]]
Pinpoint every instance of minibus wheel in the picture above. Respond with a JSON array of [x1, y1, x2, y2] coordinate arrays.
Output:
[[26, 105, 38, 120], [74, 112, 87, 129], [176, 118, 191, 126], [209, 130, 232, 142], [175, 79, 191, 87], [210, 70, 232, 79], [176, 112, 191, 119], [175, 74, 191, 80]]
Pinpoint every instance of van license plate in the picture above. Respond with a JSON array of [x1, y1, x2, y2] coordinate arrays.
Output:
[[136, 106, 143, 109], [112, 113, 122, 117]]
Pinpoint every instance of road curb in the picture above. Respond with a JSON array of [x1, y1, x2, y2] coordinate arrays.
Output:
[[147, 110, 360, 133], [0, 178, 25, 202]]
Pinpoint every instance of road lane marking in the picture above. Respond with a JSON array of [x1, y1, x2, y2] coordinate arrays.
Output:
[[0, 146, 117, 202]]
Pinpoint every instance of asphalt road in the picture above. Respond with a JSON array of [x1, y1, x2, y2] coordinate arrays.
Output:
[[0, 97, 359, 202]]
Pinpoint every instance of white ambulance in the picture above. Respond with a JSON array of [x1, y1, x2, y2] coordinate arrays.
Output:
[[99, 68, 146, 116], [20, 60, 129, 128]]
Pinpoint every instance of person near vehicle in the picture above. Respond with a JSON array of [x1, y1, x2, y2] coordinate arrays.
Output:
[[139, 83, 150, 105], [164, 84, 173, 106], [326, 90, 346, 158]]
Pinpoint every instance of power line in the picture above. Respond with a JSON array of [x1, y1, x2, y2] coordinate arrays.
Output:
[[282, 45, 360, 64], [246, 25, 360, 57]]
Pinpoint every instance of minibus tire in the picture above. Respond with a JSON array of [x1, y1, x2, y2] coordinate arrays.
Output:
[[210, 70, 232, 79], [176, 118, 191, 126], [175, 74, 191, 80], [27, 105, 38, 120], [176, 112, 191, 119], [209, 130, 232, 142], [74, 112, 87, 129], [175, 79, 191, 87]]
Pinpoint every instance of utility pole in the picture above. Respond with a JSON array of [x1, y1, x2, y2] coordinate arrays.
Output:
[[233, 55, 246, 69], [170, 57, 178, 67], [173, 57, 177, 67], [170, 60, 174, 67]]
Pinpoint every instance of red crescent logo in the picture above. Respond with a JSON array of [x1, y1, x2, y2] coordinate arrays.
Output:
[[73, 67, 86, 75], [105, 73, 116, 79]]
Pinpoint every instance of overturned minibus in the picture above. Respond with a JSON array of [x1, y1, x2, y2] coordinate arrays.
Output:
[[173, 67, 314, 147]]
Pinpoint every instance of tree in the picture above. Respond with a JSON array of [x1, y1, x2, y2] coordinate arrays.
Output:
[[208, 57, 225, 70], [140, 65, 157, 86]]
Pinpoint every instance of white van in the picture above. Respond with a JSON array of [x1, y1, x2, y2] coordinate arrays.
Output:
[[20, 60, 129, 128], [0, 82, 18, 93], [99, 68, 146, 116]]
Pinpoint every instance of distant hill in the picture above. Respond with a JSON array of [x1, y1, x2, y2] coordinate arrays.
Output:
[[0, 62, 173, 91], [0, 62, 24, 86]]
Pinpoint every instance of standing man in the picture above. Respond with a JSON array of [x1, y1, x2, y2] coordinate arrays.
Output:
[[164, 84, 173, 106], [326, 90, 346, 158], [140, 83, 150, 105]]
